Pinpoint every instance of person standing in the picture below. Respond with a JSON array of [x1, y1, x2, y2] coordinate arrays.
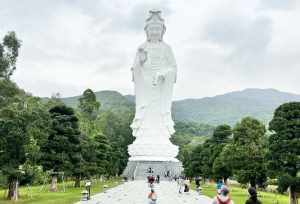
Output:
[[178, 177, 184, 193], [195, 177, 202, 194], [212, 186, 234, 204], [245, 187, 262, 204], [216, 179, 225, 194], [184, 178, 190, 192]]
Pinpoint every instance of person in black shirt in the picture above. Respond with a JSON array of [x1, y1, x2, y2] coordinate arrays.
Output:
[[245, 187, 262, 204]]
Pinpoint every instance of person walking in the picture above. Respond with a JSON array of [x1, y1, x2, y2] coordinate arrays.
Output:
[[216, 179, 224, 194], [245, 187, 262, 204], [212, 186, 234, 204], [156, 175, 160, 184], [195, 176, 202, 195], [178, 177, 184, 193], [148, 189, 157, 204], [184, 178, 190, 192]]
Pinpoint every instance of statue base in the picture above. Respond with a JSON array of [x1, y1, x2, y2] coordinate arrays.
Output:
[[122, 159, 183, 180]]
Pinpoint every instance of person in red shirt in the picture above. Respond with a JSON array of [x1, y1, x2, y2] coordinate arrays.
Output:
[[148, 189, 157, 204], [212, 186, 234, 204]]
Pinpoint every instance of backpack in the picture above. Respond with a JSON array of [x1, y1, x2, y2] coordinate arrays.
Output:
[[149, 193, 157, 201], [217, 196, 231, 204]]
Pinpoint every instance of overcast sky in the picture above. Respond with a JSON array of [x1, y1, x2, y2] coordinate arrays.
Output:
[[1, 0, 300, 99]]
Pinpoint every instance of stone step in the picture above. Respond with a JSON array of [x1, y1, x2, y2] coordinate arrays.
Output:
[[122, 161, 183, 180]]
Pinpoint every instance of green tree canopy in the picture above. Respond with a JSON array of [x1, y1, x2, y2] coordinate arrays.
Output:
[[268, 102, 300, 204], [78, 89, 100, 120], [228, 117, 267, 187], [0, 31, 21, 79], [40, 105, 81, 191], [0, 96, 50, 200], [211, 124, 233, 183]]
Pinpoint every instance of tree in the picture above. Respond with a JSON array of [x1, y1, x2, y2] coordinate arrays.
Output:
[[268, 102, 300, 204], [94, 133, 111, 176], [0, 79, 24, 107], [211, 124, 233, 184], [79, 134, 98, 179], [0, 32, 23, 107], [178, 144, 193, 177], [188, 144, 204, 177], [0, 104, 28, 200], [0, 96, 50, 200], [40, 105, 81, 191], [186, 125, 232, 181], [78, 89, 100, 120], [77, 89, 101, 141], [228, 117, 267, 187], [0, 31, 21, 79], [97, 110, 134, 176], [211, 124, 232, 144], [213, 148, 233, 185]]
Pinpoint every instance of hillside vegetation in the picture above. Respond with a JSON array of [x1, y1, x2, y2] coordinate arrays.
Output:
[[59, 88, 300, 126]]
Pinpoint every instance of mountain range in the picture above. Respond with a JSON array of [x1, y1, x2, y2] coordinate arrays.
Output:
[[60, 88, 300, 126]]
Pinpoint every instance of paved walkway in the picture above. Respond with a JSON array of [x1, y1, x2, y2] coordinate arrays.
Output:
[[75, 180, 212, 204]]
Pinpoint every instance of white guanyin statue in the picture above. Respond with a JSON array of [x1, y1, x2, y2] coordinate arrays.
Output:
[[128, 10, 179, 162]]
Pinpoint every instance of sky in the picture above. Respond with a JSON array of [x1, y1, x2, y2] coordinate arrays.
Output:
[[0, 0, 300, 100]]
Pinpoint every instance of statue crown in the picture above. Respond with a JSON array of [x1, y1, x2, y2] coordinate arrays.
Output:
[[145, 10, 165, 29]]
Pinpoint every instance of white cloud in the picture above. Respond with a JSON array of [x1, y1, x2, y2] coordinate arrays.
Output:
[[1, 0, 299, 99]]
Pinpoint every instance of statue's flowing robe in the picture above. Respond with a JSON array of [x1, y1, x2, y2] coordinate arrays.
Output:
[[131, 41, 177, 139]]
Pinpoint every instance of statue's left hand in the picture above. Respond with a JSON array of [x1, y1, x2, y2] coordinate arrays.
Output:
[[138, 48, 147, 65]]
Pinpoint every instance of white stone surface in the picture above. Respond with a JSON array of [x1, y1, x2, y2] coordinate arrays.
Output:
[[129, 10, 179, 162], [75, 180, 213, 204]]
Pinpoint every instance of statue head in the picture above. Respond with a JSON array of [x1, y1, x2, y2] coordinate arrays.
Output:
[[144, 10, 166, 42]]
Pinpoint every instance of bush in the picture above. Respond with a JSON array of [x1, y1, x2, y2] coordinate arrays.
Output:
[[266, 179, 278, 186], [19, 164, 45, 186]]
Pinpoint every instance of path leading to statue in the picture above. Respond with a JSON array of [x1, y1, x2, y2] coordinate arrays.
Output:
[[75, 180, 213, 204]]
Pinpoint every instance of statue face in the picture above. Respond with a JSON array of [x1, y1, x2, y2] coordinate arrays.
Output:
[[146, 23, 164, 42]]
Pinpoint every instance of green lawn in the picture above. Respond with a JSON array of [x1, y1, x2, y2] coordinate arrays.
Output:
[[193, 182, 290, 204], [0, 178, 121, 204]]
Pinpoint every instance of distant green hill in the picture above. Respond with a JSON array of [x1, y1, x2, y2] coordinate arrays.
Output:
[[58, 90, 134, 114], [172, 88, 300, 125], [59, 88, 300, 126]]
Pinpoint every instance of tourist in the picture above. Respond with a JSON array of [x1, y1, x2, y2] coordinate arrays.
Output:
[[195, 176, 202, 194], [156, 175, 160, 184], [195, 176, 201, 188], [212, 186, 234, 204], [148, 175, 155, 189], [85, 180, 91, 200], [148, 189, 157, 204], [178, 177, 184, 193], [216, 179, 224, 194], [245, 187, 262, 204], [150, 175, 155, 184], [184, 178, 190, 192]]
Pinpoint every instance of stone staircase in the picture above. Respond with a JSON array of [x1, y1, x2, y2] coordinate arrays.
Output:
[[122, 161, 183, 180]]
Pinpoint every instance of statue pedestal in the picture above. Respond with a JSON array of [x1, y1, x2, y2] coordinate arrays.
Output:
[[123, 138, 182, 179], [122, 160, 183, 180], [128, 136, 179, 162]]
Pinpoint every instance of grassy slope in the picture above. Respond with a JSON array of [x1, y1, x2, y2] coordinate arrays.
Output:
[[194, 182, 290, 204], [0, 178, 121, 204]]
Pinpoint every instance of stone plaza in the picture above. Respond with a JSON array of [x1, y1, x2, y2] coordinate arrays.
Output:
[[75, 180, 212, 204]]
